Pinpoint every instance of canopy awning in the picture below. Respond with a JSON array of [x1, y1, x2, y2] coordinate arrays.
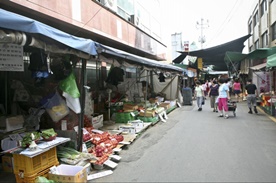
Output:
[[266, 53, 276, 69], [0, 8, 97, 56], [96, 43, 183, 73], [250, 62, 267, 71], [224, 47, 276, 63], [172, 34, 251, 71]]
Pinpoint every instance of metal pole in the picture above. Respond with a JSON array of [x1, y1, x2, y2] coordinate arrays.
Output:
[[270, 70, 273, 116], [77, 59, 86, 151]]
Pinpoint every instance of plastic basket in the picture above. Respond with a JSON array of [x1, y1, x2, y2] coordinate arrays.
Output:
[[15, 166, 50, 183], [13, 147, 59, 177]]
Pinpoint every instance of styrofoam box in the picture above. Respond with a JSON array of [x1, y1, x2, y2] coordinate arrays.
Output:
[[119, 126, 136, 134], [128, 120, 144, 128], [48, 164, 87, 183]]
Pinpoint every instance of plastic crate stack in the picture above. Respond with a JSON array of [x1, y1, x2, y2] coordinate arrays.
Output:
[[13, 147, 59, 183]]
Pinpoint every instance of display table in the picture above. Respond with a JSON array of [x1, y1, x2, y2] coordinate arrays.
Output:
[[11, 137, 70, 183], [18, 137, 70, 158]]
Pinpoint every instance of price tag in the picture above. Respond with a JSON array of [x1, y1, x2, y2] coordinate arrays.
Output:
[[82, 143, 88, 153], [130, 112, 135, 117], [158, 114, 166, 122], [119, 141, 131, 145], [104, 159, 118, 169], [87, 170, 113, 180], [110, 155, 122, 161], [164, 112, 168, 119], [140, 110, 145, 113], [92, 129, 104, 134]]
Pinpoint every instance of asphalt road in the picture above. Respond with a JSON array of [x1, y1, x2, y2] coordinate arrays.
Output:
[[92, 99, 276, 182]]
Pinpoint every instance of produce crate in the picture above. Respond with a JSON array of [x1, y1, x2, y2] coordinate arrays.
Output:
[[15, 166, 50, 183], [115, 111, 138, 123], [13, 147, 59, 178], [137, 116, 159, 123]]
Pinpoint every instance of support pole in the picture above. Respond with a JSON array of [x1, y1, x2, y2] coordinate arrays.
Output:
[[77, 59, 87, 151]]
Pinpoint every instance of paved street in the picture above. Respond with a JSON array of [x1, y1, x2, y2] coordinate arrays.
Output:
[[92, 99, 276, 182]]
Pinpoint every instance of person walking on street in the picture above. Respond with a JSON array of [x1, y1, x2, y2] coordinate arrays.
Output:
[[208, 80, 219, 112], [194, 81, 204, 111], [245, 78, 258, 114], [202, 81, 207, 99], [233, 78, 242, 102], [218, 78, 231, 119]]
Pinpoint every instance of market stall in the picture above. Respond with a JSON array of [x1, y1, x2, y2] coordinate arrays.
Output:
[[0, 8, 184, 183]]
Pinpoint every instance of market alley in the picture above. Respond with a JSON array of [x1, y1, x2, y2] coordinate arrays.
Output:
[[92, 99, 276, 182]]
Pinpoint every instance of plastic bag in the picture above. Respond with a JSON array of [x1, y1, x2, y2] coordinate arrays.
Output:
[[41, 92, 69, 122], [59, 72, 80, 98], [35, 176, 55, 183]]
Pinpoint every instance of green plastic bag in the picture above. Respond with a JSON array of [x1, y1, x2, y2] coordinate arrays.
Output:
[[35, 176, 55, 183], [59, 72, 80, 98]]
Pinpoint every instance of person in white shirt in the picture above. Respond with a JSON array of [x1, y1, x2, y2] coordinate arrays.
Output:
[[218, 78, 231, 119], [194, 81, 204, 111]]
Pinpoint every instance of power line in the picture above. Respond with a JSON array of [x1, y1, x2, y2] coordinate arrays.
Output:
[[207, 0, 241, 46]]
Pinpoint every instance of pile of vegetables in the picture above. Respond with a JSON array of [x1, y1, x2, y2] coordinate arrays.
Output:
[[21, 132, 41, 148], [57, 146, 97, 165], [41, 128, 57, 140], [57, 146, 81, 160]]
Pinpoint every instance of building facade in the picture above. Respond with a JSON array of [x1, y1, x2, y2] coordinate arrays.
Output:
[[0, 0, 168, 61], [248, 0, 276, 51]]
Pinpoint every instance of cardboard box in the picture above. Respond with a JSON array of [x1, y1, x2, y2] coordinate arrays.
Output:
[[2, 154, 14, 173], [91, 114, 103, 129], [48, 164, 87, 183], [149, 98, 158, 103], [158, 103, 170, 110], [5, 115, 24, 132], [139, 110, 155, 117], [123, 103, 138, 111]]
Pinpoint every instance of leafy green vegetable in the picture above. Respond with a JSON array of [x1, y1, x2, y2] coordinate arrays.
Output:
[[41, 128, 57, 139], [57, 146, 81, 160], [21, 132, 41, 148]]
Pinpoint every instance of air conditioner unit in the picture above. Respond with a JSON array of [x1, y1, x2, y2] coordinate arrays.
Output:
[[130, 15, 140, 26], [103, 0, 117, 12]]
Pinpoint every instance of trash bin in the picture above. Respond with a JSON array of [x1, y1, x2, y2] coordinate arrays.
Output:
[[182, 87, 193, 105]]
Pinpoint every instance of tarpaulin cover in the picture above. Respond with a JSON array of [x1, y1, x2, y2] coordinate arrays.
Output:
[[249, 62, 266, 71], [172, 34, 251, 71], [96, 43, 183, 72], [267, 53, 276, 68], [224, 47, 276, 63], [0, 8, 97, 56]]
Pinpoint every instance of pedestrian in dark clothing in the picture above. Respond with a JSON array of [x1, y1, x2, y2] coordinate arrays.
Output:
[[245, 78, 258, 114], [208, 80, 219, 112]]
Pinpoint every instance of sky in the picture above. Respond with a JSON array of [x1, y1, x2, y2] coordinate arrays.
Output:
[[161, 0, 256, 53]]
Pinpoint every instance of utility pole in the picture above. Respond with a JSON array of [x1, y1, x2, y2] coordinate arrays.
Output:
[[196, 18, 209, 49]]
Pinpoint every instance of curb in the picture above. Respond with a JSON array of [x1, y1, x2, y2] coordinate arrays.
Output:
[[257, 106, 276, 123]]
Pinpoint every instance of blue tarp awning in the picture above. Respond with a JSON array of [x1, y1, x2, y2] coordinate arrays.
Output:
[[96, 43, 183, 73], [0, 8, 97, 56]]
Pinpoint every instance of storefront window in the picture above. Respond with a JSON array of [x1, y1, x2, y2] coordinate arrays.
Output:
[[272, 22, 276, 41]]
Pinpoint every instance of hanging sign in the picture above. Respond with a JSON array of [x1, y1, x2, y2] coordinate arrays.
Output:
[[197, 58, 203, 70], [0, 44, 24, 71], [184, 41, 189, 52]]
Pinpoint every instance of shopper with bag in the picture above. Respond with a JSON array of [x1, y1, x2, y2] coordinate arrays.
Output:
[[217, 78, 230, 119]]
